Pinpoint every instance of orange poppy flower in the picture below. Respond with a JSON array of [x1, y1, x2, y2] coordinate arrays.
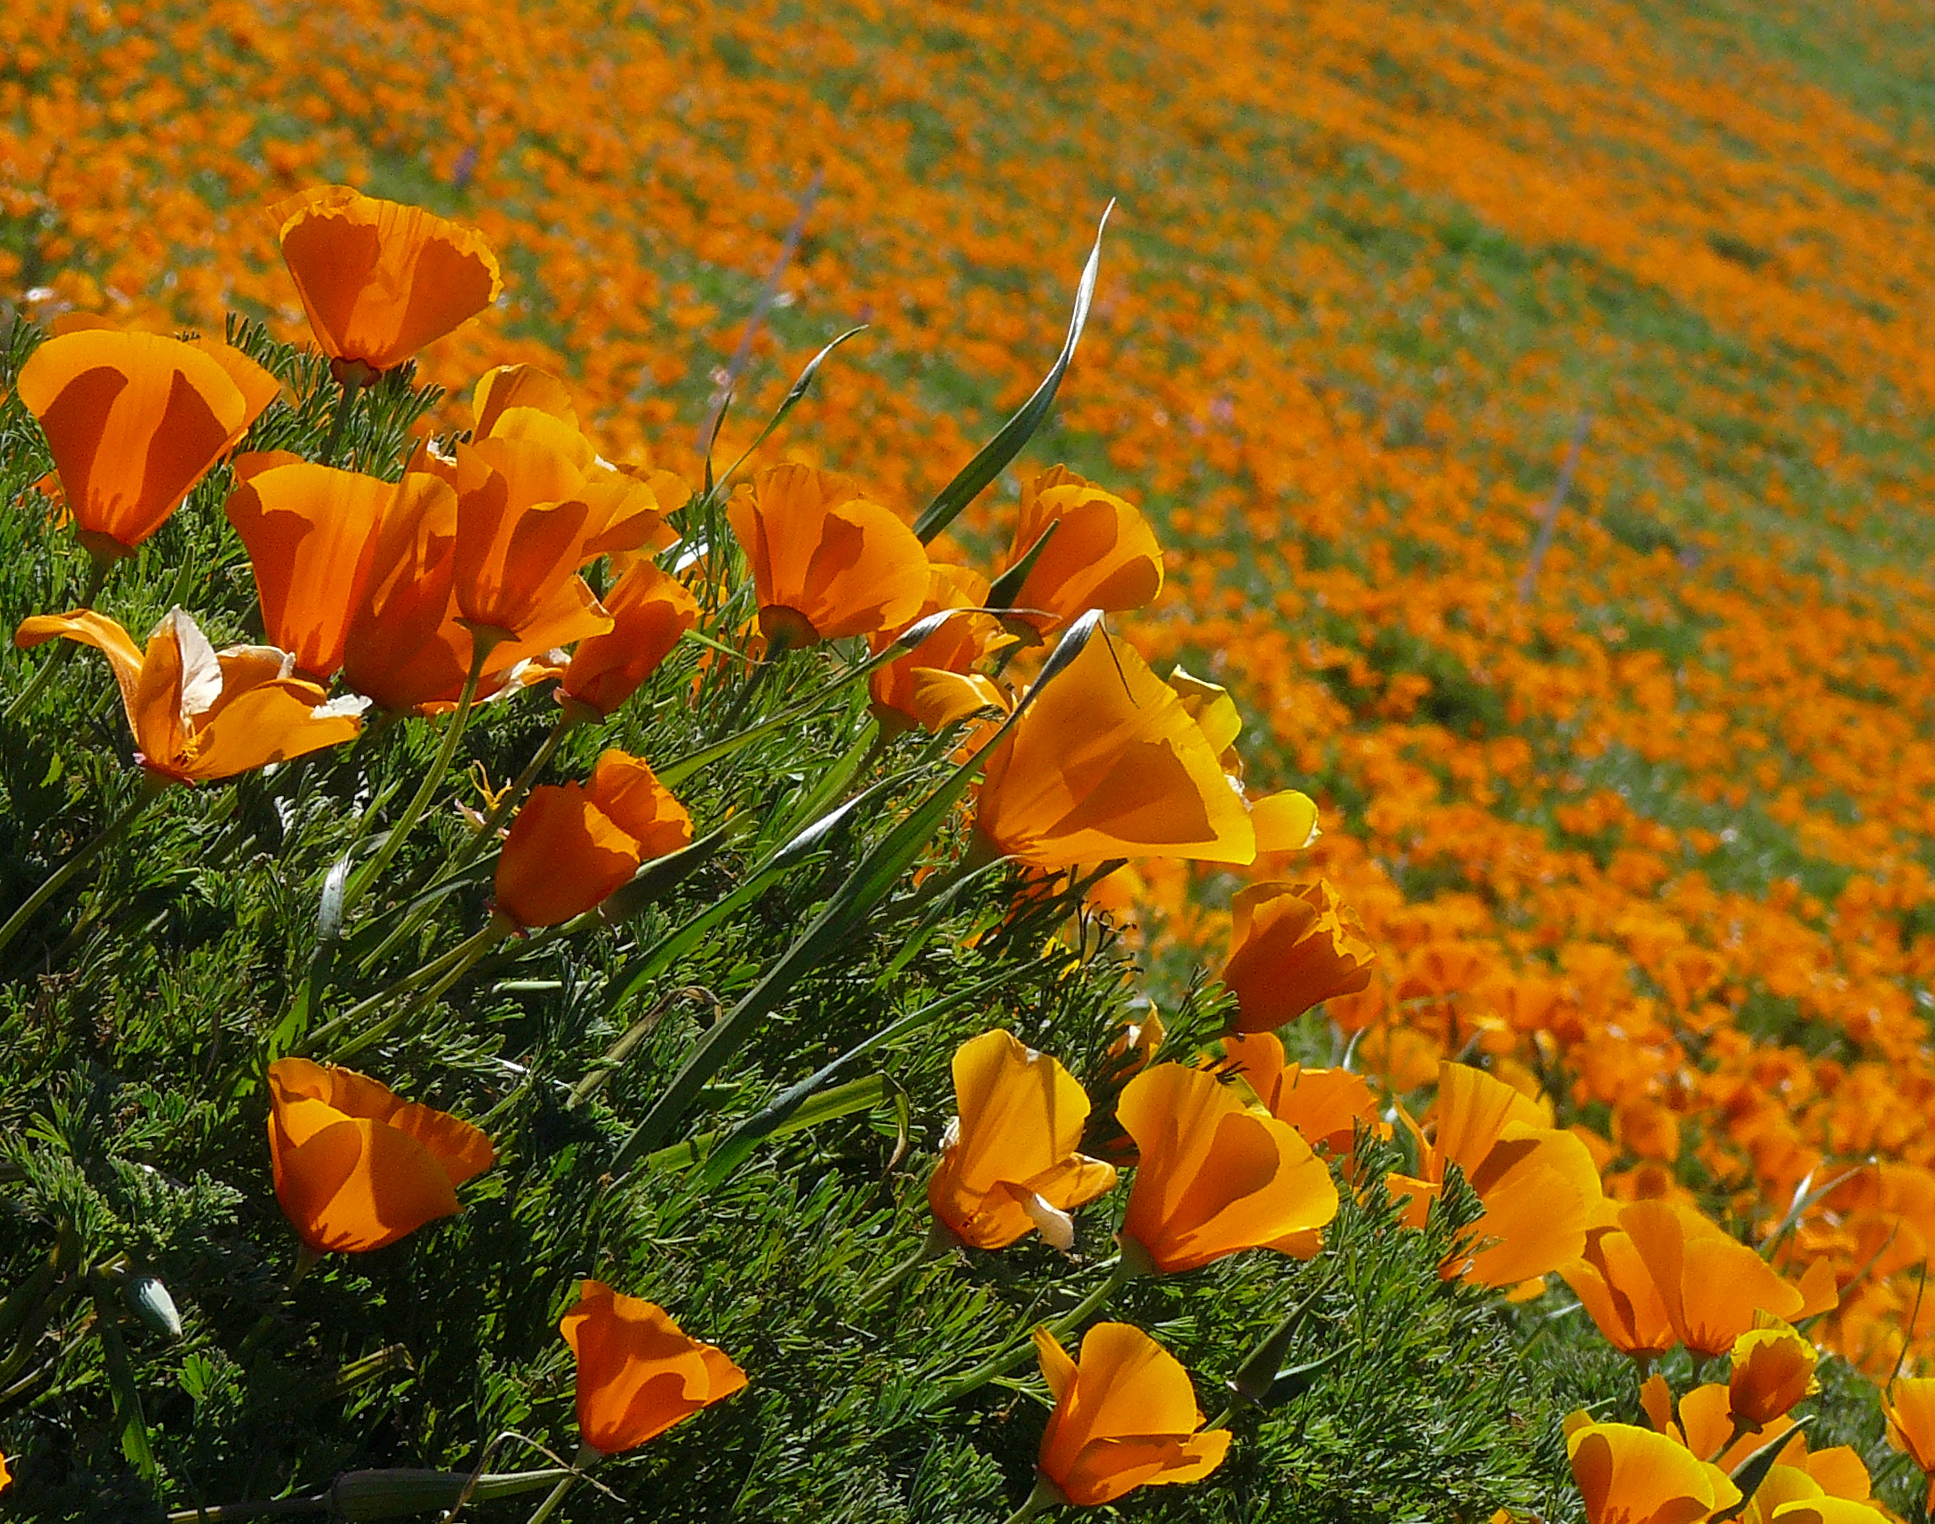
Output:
[[1730, 1317, 1819, 1431], [926, 1030, 1117, 1251], [1884, 1377, 1935, 1510], [1618, 1200, 1805, 1358], [1220, 1032, 1383, 1156], [1117, 1061, 1338, 1273], [1033, 1322, 1229, 1507], [1391, 1062, 1603, 1290], [1000, 466, 1163, 634], [18, 328, 277, 559], [14, 608, 364, 784], [1645, 1378, 1802, 1470], [270, 185, 502, 373], [560, 1280, 747, 1455], [224, 458, 390, 680], [494, 750, 692, 928], [1219, 879, 1375, 1033], [1562, 1222, 1678, 1364], [725, 463, 929, 648], [338, 469, 469, 712], [869, 565, 1008, 734], [558, 561, 699, 718], [265, 1057, 495, 1254], [0, 1450, 9, 1490], [972, 627, 1255, 871], [1566, 1417, 1736, 1524]]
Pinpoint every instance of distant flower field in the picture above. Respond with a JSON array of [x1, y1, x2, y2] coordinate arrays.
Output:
[[5, 1, 1935, 1520]]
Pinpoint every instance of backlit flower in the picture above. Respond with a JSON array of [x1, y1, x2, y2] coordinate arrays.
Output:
[[18, 329, 277, 559], [266, 1058, 495, 1254], [1562, 1222, 1678, 1364], [1884, 1377, 1935, 1510], [558, 561, 699, 718], [494, 750, 692, 928], [1001, 466, 1163, 635], [1219, 879, 1375, 1033], [1118, 1061, 1338, 1273], [271, 185, 501, 373], [1566, 1418, 1736, 1524], [14, 607, 364, 784], [726, 463, 929, 647], [927, 1030, 1116, 1251], [1220, 1032, 1382, 1157], [869, 565, 1007, 733], [1618, 1200, 1805, 1358], [559, 1280, 747, 1455], [972, 628, 1255, 871], [1033, 1322, 1229, 1507]]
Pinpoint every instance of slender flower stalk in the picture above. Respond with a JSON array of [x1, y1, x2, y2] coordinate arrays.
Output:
[[998, 1477, 1064, 1524], [522, 1441, 599, 1524]]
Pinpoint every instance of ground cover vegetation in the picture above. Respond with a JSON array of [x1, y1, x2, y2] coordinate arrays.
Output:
[[4, 1, 1935, 1521]]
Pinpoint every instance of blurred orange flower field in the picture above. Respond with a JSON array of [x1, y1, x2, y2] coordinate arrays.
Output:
[[10, 0, 1935, 1515]]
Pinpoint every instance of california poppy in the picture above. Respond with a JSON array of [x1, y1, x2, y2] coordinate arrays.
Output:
[[1562, 1223, 1678, 1365], [270, 185, 502, 373], [1566, 1417, 1736, 1524], [1649, 1379, 1801, 1471], [927, 1030, 1116, 1251], [266, 1057, 495, 1254], [1618, 1200, 1805, 1358], [558, 561, 699, 718], [869, 565, 1007, 733], [1730, 1317, 1819, 1431], [1117, 1061, 1338, 1272], [1000, 466, 1163, 635], [224, 458, 390, 680], [726, 463, 929, 648], [18, 328, 278, 559], [560, 1280, 747, 1455], [14, 608, 365, 784], [494, 750, 691, 928], [1032, 1322, 1229, 1507], [1219, 880, 1375, 1033], [338, 469, 470, 712], [1220, 1032, 1382, 1157], [1883, 1377, 1935, 1510], [973, 628, 1255, 871]]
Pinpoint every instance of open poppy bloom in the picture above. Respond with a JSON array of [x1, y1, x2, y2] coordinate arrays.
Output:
[[1032, 1322, 1229, 1507], [1730, 1317, 1819, 1431], [225, 458, 391, 680], [1389, 1062, 1603, 1291], [18, 328, 278, 560], [560, 1280, 747, 1455], [1219, 1032, 1383, 1158], [1617, 1200, 1807, 1358], [1219, 880, 1375, 1033], [494, 750, 692, 928], [1000, 466, 1163, 635], [1566, 1416, 1737, 1524], [15, 608, 365, 784], [558, 561, 699, 718], [1165, 669, 1320, 851], [973, 628, 1255, 871], [338, 468, 472, 711], [266, 1058, 495, 1254], [927, 1030, 1116, 1251], [1117, 1061, 1338, 1273], [1562, 1222, 1679, 1364], [726, 463, 929, 648], [1644, 1378, 1801, 1471], [869, 565, 1007, 734], [1884, 1377, 1935, 1510], [270, 185, 502, 374]]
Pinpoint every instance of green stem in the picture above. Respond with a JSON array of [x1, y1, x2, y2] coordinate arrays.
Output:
[[714, 626, 794, 739], [1000, 1476, 1065, 1524], [325, 920, 507, 1065], [4, 553, 112, 721], [932, 1254, 1140, 1407], [856, 1217, 956, 1310], [344, 641, 495, 915], [0, 773, 167, 962], [524, 1444, 599, 1524], [318, 364, 370, 468]]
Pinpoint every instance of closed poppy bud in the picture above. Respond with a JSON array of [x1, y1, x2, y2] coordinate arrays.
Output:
[[266, 1058, 494, 1254], [1566, 1419, 1735, 1524], [1118, 1062, 1339, 1273], [15, 607, 365, 784], [1219, 880, 1375, 1033], [225, 460, 391, 680], [1001, 466, 1163, 635], [1033, 1322, 1229, 1507], [1884, 1377, 1935, 1510], [726, 463, 929, 647], [927, 1030, 1116, 1251], [559, 1280, 747, 1455], [18, 329, 276, 559], [270, 186, 501, 372], [1730, 1317, 1819, 1431], [559, 562, 699, 717], [973, 628, 1255, 871]]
